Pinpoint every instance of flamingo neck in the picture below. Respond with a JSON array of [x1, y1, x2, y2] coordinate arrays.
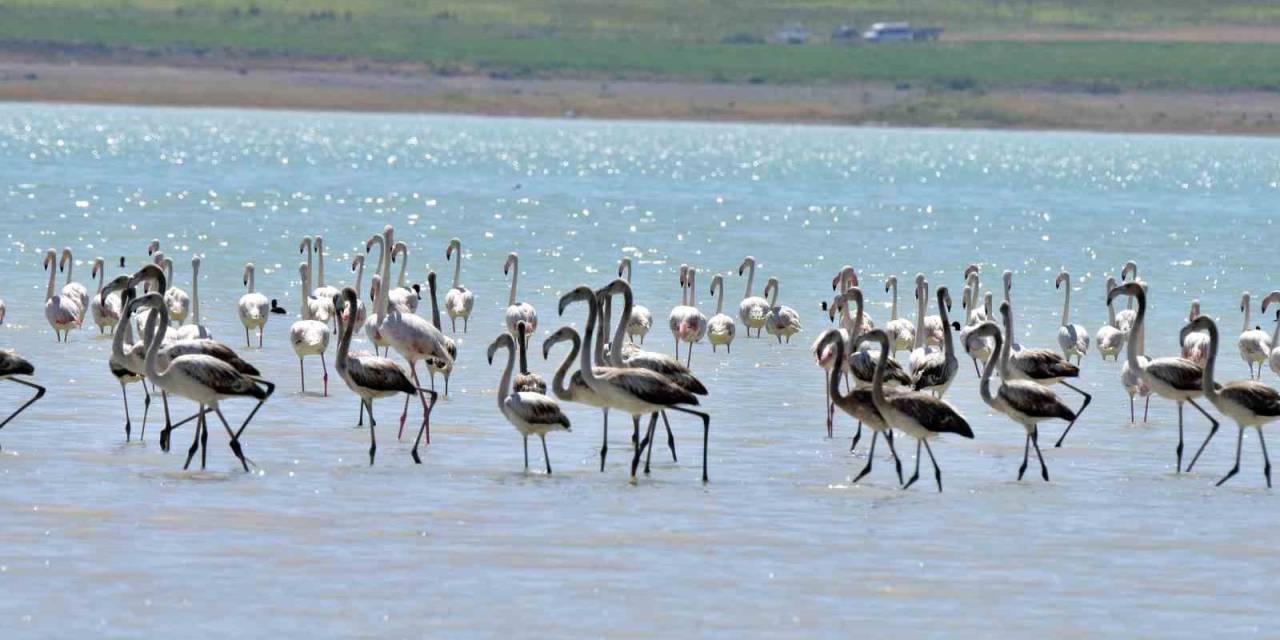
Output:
[[914, 282, 927, 349], [1123, 290, 1146, 375], [938, 290, 955, 361], [396, 248, 409, 288], [142, 302, 171, 385], [45, 258, 56, 301], [336, 293, 356, 369], [428, 279, 442, 330], [979, 331, 1001, 407], [95, 262, 105, 293], [595, 296, 609, 367], [610, 288, 632, 368], [496, 341, 515, 413], [247, 268, 255, 293], [63, 254, 74, 285], [551, 331, 579, 400], [518, 331, 532, 375], [743, 261, 755, 299], [888, 280, 898, 320], [353, 259, 365, 296], [113, 290, 137, 359], [687, 271, 697, 307], [372, 236, 391, 318], [1106, 298, 1117, 326], [1060, 281, 1071, 326], [827, 334, 849, 404], [578, 294, 603, 389], [1242, 297, 1252, 332], [869, 333, 891, 413], [190, 262, 200, 325], [300, 268, 311, 317], [1202, 320, 1221, 404], [452, 245, 462, 288], [316, 241, 326, 286], [508, 258, 519, 306], [713, 280, 724, 315]]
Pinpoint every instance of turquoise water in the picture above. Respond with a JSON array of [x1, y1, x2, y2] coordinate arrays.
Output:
[[1, 104, 1278, 636]]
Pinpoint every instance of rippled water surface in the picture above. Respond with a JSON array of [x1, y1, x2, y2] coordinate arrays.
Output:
[[1, 104, 1279, 637]]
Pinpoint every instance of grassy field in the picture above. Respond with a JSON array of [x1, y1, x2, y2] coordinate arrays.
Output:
[[1, 1, 1280, 91]]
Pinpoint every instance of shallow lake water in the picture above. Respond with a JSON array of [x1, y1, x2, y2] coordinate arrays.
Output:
[[0, 104, 1278, 636]]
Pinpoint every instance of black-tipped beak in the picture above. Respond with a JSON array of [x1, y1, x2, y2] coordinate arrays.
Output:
[[951, 321, 961, 331]]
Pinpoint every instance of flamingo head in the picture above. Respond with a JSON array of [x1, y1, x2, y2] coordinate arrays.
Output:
[[299, 236, 312, 255], [558, 285, 595, 316], [487, 333, 514, 365], [1055, 271, 1069, 290], [504, 253, 517, 276], [1121, 260, 1137, 281], [738, 256, 754, 277]]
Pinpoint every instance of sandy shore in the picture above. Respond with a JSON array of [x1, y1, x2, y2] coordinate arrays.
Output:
[[2, 56, 1279, 135]]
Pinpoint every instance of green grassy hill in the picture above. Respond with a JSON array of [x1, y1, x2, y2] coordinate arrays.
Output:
[[2, 1, 1280, 90]]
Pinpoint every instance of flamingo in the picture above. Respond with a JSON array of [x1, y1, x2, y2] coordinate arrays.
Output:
[[884, 276, 915, 355], [513, 321, 546, 394], [670, 266, 708, 364], [300, 236, 341, 324], [543, 326, 614, 471], [488, 333, 571, 474], [1179, 315, 1280, 487], [815, 328, 904, 485], [503, 252, 537, 341], [0, 348, 45, 448], [958, 284, 994, 375], [299, 263, 333, 325], [173, 256, 213, 341], [1181, 300, 1211, 366], [560, 281, 711, 482], [364, 274, 391, 357], [998, 296, 1092, 448], [915, 274, 944, 347], [423, 270, 458, 395], [89, 257, 122, 335], [1262, 292, 1280, 379], [1237, 292, 1271, 379], [43, 249, 82, 342], [343, 255, 369, 327], [737, 256, 770, 338], [910, 286, 959, 398], [237, 263, 270, 348], [136, 292, 269, 471], [387, 241, 420, 314], [444, 237, 475, 333], [367, 227, 452, 441], [707, 273, 736, 353], [972, 317, 1075, 481], [1055, 271, 1089, 365], [290, 262, 331, 396], [333, 287, 434, 465], [617, 257, 652, 344], [1096, 276, 1126, 361], [763, 276, 801, 344], [154, 253, 190, 326], [962, 267, 989, 325], [104, 285, 151, 441], [311, 235, 342, 303], [1116, 261, 1140, 331], [59, 247, 90, 323], [908, 274, 937, 375], [864, 328, 973, 492], [829, 289, 911, 391], [1109, 282, 1218, 472], [831, 266, 875, 332]]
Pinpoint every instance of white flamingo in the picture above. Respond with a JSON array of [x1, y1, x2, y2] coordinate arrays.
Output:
[[617, 257, 652, 344], [910, 286, 959, 398], [299, 263, 333, 325], [59, 247, 90, 323], [1116, 261, 1140, 331], [670, 266, 707, 364], [488, 332, 571, 474], [368, 227, 453, 441], [1181, 300, 1211, 366], [908, 274, 937, 375], [1055, 271, 1089, 365], [43, 249, 82, 342], [333, 287, 433, 465], [707, 273, 736, 353], [737, 256, 770, 338], [290, 262, 331, 396], [1238, 292, 1271, 379], [1109, 282, 1219, 472], [1121, 318, 1152, 424], [154, 253, 190, 326], [972, 320, 1075, 481], [763, 276, 801, 345], [1263, 292, 1280, 379], [364, 274, 391, 357], [503, 252, 537, 341], [957, 284, 994, 375], [832, 265, 875, 332], [89, 257, 122, 335], [1096, 276, 1126, 362], [137, 292, 270, 472], [1180, 315, 1280, 487], [388, 241, 420, 314], [444, 237, 475, 333], [237, 263, 270, 348], [962, 267, 989, 325], [884, 276, 915, 355], [173, 256, 213, 341], [300, 236, 341, 324]]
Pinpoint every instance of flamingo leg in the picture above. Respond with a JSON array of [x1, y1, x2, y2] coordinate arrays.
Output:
[[321, 353, 329, 397], [631, 412, 660, 479], [119, 380, 133, 441], [140, 384, 151, 442], [0, 379, 46, 444], [229, 379, 274, 449], [299, 357, 306, 394], [599, 409, 610, 472], [245, 327, 251, 348], [1216, 426, 1243, 487], [1143, 396, 1151, 422], [849, 422, 863, 453], [212, 409, 251, 472], [902, 440, 922, 489], [667, 405, 711, 483], [1176, 402, 1185, 472], [824, 376, 832, 438], [199, 411, 209, 470], [364, 400, 377, 465], [851, 430, 878, 483], [541, 434, 552, 474], [523, 435, 529, 471], [1129, 392, 1135, 424], [922, 439, 944, 492], [183, 407, 203, 470], [884, 430, 904, 485], [1032, 429, 1050, 481], [660, 410, 677, 462], [1185, 398, 1221, 472], [410, 388, 436, 464], [1053, 381, 1092, 448], [1018, 433, 1030, 481], [1260, 429, 1272, 488]]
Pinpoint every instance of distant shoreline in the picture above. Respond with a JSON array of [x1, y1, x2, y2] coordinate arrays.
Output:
[[2, 55, 1278, 136]]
